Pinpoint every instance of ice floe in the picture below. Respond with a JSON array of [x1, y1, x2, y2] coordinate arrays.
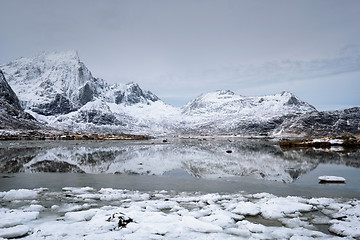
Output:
[[0, 187, 358, 239], [318, 176, 346, 183]]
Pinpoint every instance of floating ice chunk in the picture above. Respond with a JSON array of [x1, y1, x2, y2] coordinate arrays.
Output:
[[56, 203, 93, 213], [2, 189, 38, 201], [231, 201, 260, 216], [224, 227, 251, 237], [0, 209, 39, 228], [0, 225, 31, 239], [259, 196, 314, 219], [327, 201, 360, 238], [62, 186, 95, 194], [318, 176, 345, 183], [182, 215, 223, 233], [280, 217, 316, 230], [22, 204, 45, 212], [308, 197, 335, 206], [251, 192, 276, 199], [241, 220, 266, 233], [329, 215, 360, 238], [199, 209, 235, 228], [64, 209, 98, 222]]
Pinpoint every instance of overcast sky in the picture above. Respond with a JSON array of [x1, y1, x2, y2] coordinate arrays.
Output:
[[1, 0, 359, 109]]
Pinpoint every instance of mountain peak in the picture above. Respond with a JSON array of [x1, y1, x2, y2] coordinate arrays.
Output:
[[217, 90, 235, 95], [280, 91, 294, 97], [10, 50, 80, 66], [114, 82, 160, 105]]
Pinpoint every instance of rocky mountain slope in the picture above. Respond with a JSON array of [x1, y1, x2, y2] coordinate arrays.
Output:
[[1, 51, 359, 137], [0, 69, 43, 131], [274, 107, 360, 137]]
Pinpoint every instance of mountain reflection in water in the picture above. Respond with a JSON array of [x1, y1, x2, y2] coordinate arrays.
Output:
[[0, 138, 359, 184]]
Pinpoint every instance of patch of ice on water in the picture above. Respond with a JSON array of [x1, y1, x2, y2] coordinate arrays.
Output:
[[0, 225, 31, 239], [55, 203, 94, 213], [64, 209, 98, 222], [22, 204, 45, 212], [0, 208, 39, 228], [2, 189, 39, 201], [62, 186, 95, 194], [230, 201, 261, 216], [328, 200, 360, 238], [259, 196, 315, 219]]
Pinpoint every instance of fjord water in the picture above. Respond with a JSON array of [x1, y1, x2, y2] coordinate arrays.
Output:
[[0, 138, 359, 198]]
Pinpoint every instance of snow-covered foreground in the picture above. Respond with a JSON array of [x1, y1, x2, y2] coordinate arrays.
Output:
[[0, 187, 359, 239]]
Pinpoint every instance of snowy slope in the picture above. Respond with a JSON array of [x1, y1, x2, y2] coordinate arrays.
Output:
[[179, 90, 317, 135], [182, 90, 316, 119]]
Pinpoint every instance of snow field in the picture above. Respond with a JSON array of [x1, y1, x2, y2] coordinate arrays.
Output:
[[0, 187, 359, 239]]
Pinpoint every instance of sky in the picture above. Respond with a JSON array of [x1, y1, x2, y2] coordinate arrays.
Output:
[[0, 0, 359, 110]]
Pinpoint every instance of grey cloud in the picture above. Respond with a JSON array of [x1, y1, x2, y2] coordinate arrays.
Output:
[[0, 0, 360, 109]]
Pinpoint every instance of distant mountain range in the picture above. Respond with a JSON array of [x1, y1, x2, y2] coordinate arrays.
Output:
[[1, 51, 359, 137]]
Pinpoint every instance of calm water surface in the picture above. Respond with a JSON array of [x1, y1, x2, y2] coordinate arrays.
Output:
[[1, 138, 359, 198]]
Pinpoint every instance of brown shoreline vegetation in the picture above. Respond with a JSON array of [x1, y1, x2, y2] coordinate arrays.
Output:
[[279, 135, 360, 150]]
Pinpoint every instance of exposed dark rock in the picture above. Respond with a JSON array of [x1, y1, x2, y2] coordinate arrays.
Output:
[[75, 110, 123, 126], [32, 94, 76, 116], [0, 69, 43, 130], [0, 69, 22, 110], [277, 108, 360, 137], [78, 82, 94, 105], [107, 212, 134, 229], [114, 83, 159, 105]]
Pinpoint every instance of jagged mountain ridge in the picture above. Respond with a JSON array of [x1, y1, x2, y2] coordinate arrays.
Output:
[[1, 51, 359, 137], [1, 51, 179, 134], [273, 107, 360, 137], [0, 69, 43, 131], [182, 90, 316, 118], [1, 51, 160, 116]]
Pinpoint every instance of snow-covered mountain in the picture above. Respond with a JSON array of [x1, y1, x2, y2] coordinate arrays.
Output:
[[0, 69, 42, 131], [1, 51, 180, 135], [179, 90, 317, 136], [1, 51, 160, 114], [182, 90, 315, 118], [1, 51, 359, 137]]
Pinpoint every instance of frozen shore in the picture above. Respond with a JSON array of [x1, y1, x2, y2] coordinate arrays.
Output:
[[0, 187, 359, 239]]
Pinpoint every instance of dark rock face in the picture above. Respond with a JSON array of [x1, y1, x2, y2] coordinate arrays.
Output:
[[32, 94, 75, 116], [115, 83, 159, 105], [75, 110, 123, 126], [78, 83, 94, 105], [114, 91, 125, 104], [0, 70, 22, 110], [276, 107, 360, 137], [0, 69, 41, 130], [232, 116, 288, 136]]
